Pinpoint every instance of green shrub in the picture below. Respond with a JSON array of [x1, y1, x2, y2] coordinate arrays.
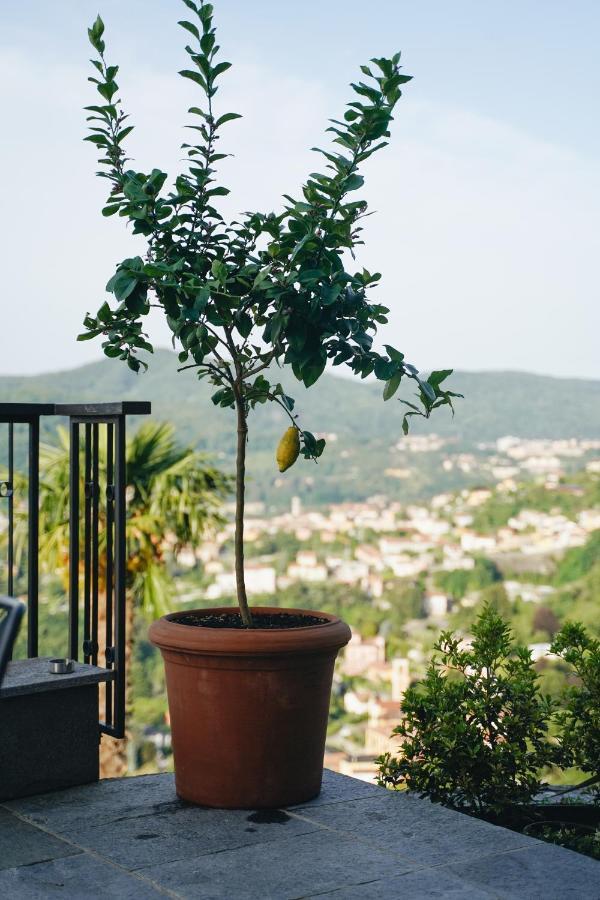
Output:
[[551, 622, 600, 797], [377, 605, 555, 815]]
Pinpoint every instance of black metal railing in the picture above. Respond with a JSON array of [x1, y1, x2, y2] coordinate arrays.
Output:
[[0, 402, 150, 737], [0, 403, 52, 657]]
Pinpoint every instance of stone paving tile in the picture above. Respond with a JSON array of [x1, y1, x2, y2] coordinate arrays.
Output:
[[292, 791, 533, 867], [0, 853, 170, 899], [445, 842, 600, 900], [307, 866, 499, 898], [287, 769, 384, 809], [139, 829, 414, 899], [0, 808, 79, 872], [71, 804, 323, 871], [4, 774, 180, 834], [5, 773, 600, 899]]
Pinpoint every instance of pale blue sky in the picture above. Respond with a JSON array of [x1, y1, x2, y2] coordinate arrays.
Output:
[[1, 0, 599, 378]]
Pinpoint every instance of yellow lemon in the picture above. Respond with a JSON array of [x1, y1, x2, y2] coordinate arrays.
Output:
[[276, 426, 300, 473]]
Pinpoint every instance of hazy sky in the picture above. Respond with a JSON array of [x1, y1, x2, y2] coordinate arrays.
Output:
[[1, 0, 599, 379]]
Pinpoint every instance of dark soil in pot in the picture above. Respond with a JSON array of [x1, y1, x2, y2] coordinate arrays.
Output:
[[175, 611, 329, 629]]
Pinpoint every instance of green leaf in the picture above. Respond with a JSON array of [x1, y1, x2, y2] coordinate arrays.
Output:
[[77, 329, 102, 342], [287, 321, 306, 352], [97, 301, 111, 324], [383, 371, 402, 401], [235, 311, 253, 338], [88, 15, 105, 52], [91, 15, 104, 38], [344, 174, 364, 192], [333, 345, 354, 366], [178, 19, 200, 39], [212, 387, 235, 408], [321, 282, 343, 306], [116, 125, 134, 144], [101, 345, 121, 358], [193, 286, 210, 313], [84, 134, 109, 146], [124, 285, 149, 315], [106, 272, 137, 302], [419, 379, 436, 402], [98, 81, 118, 102], [302, 355, 327, 388], [179, 69, 207, 89], [301, 430, 316, 451], [206, 186, 230, 197], [199, 3, 214, 23], [126, 356, 144, 373], [374, 358, 396, 381], [212, 61, 232, 78], [211, 259, 227, 282], [384, 344, 404, 364], [216, 112, 242, 127], [200, 32, 215, 54], [290, 233, 312, 263], [428, 369, 453, 390]]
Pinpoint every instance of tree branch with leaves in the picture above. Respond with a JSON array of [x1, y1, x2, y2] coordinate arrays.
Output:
[[80, 0, 462, 626]]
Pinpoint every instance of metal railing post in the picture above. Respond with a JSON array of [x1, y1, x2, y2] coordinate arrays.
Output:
[[68, 421, 80, 661], [7, 422, 14, 598], [113, 413, 127, 737], [26, 416, 40, 658]]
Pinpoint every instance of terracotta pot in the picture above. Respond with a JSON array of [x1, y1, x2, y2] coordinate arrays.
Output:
[[149, 606, 351, 808]]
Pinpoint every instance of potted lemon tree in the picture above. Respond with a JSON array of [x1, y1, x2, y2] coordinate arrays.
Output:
[[81, 0, 460, 807]]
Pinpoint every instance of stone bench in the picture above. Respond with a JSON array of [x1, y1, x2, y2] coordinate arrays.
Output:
[[0, 657, 111, 801]]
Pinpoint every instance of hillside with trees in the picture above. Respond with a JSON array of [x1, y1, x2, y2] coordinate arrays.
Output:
[[2, 351, 600, 509]]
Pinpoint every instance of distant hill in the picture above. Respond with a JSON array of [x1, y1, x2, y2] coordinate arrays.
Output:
[[2, 351, 599, 509]]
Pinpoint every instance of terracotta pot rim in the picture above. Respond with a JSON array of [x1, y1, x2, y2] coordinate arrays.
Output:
[[149, 605, 351, 656]]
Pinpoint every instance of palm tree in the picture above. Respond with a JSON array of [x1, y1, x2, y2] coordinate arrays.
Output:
[[35, 422, 231, 776]]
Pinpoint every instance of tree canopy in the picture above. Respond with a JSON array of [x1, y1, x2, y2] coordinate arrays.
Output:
[[80, 1, 460, 446]]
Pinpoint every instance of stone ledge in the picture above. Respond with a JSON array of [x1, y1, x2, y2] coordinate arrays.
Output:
[[1, 770, 597, 898], [0, 657, 113, 698]]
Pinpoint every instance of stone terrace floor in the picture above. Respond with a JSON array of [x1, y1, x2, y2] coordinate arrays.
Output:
[[1, 771, 598, 899]]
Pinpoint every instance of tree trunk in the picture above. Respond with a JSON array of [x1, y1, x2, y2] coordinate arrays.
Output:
[[234, 395, 252, 627]]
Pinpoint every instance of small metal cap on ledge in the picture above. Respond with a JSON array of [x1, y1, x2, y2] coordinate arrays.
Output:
[[49, 658, 74, 675]]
